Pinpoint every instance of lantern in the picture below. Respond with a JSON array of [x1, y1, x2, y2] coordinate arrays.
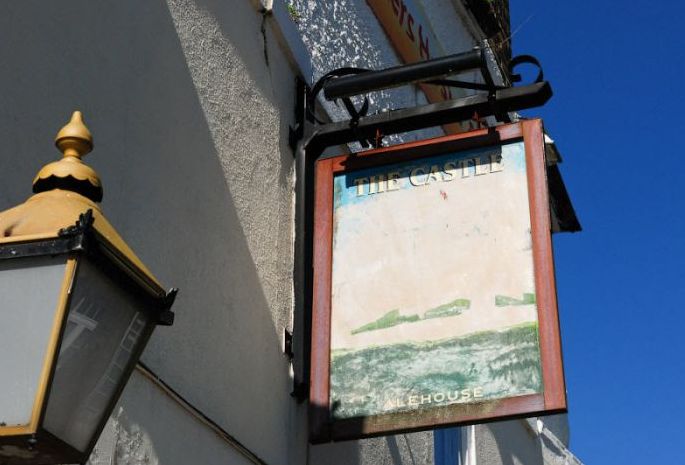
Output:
[[0, 112, 176, 464]]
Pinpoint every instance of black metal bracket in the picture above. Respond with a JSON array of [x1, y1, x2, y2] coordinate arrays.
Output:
[[0, 210, 95, 260], [158, 288, 178, 326], [288, 77, 308, 153], [310, 81, 551, 149], [319, 49, 485, 103], [307, 68, 374, 148], [58, 209, 95, 237], [289, 51, 552, 403], [284, 328, 294, 359], [307, 48, 546, 131], [0, 234, 88, 261]]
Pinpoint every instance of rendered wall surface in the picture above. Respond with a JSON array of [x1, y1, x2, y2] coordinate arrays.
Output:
[[310, 432, 434, 465], [0, 1, 300, 464], [476, 416, 580, 465], [89, 371, 255, 465]]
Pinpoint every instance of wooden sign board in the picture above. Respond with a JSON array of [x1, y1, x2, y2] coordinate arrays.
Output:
[[310, 120, 566, 442]]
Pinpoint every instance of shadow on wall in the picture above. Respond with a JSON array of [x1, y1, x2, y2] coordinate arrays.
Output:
[[308, 401, 430, 465], [0, 1, 297, 464], [171, 0, 280, 101], [91, 371, 258, 465], [310, 435, 430, 465], [484, 420, 544, 465]]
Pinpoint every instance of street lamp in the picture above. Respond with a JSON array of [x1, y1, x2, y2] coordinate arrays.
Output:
[[0, 112, 176, 465]]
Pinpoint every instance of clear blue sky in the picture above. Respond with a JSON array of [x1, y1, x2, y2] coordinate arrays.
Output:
[[509, 1, 685, 463]]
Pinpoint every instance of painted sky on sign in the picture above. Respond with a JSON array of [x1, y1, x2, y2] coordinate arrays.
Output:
[[510, 1, 685, 464]]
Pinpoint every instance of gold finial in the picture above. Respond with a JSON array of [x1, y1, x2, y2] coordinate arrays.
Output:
[[55, 111, 93, 159], [32, 111, 103, 202]]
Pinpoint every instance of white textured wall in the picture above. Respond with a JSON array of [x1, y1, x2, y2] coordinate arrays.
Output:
[[90, 371, 255, 465], [0, 1, 300, 464], [289, 0, 482, 145], [475, 416, 581, 465], [310, 432, 435, 465]]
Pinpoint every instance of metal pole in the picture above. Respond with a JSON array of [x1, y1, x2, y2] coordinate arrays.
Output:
[[323, 49, 484, 100]]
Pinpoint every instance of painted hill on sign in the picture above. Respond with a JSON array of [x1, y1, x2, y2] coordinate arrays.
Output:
[[351, 298, 471, 335], [495, 293, 536, 307]]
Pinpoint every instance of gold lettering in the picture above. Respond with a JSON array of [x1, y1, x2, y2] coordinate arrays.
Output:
[[376, 174, 387, 193], [387, 171, 401, 190], [490, 153, 503, 172], [459, 159, 475, 178], [475, 156, 490, 176], [409, 167, 427, 186], [384, 399, 396, 410], [368, 175, 378, 194], [354, 177, 367, 196], [426, 164, 441, 184], [354, 152, 501, 197], [443, 162, 457, 181]]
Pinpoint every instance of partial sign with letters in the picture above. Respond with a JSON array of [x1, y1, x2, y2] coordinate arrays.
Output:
[[310, 120, 566, 442]]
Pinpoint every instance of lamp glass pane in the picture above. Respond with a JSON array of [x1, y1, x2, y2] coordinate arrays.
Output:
[[43, 258, 154, 452], [0, 256, 68, 429]]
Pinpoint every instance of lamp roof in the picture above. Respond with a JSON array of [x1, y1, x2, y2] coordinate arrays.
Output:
[[0, 112, 161, 289]]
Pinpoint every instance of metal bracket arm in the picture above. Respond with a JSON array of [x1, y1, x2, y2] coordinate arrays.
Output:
[[310, 81, 552, 149]]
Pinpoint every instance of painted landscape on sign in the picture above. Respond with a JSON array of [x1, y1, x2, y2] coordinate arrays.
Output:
[[329, 142, 543, 419]]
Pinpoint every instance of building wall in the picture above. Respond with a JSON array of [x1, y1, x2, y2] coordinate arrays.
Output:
[[476, 416, 579, 465], [0, 1, 580, 465], [90, 370, 256, 465], [0, 1, 301, 464]]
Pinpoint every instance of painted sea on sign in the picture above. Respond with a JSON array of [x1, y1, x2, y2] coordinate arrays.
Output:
[[329, 142, 543, 419]]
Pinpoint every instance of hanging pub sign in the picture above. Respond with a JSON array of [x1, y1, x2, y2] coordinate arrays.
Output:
[[309, 119, 566, 442]]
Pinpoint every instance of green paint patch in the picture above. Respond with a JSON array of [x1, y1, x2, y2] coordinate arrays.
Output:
[[423, 298, 470, 319], [351, 298, 471, 335], [351, 309, 420, 335], [495, 293, 536, 307]]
